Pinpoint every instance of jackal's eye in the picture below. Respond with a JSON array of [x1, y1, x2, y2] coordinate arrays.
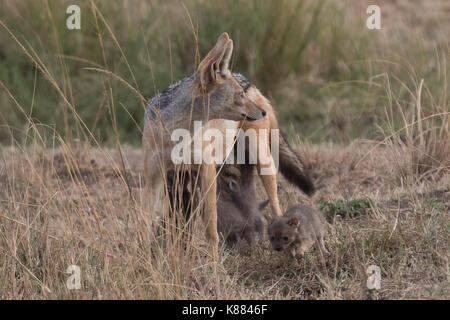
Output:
[[283, 236, 289, 241], [239, 91, 245, 99]]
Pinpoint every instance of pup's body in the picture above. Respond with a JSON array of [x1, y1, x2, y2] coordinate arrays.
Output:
[[216, 163, 268, 250], [268, 205, 326, 258], [166, 163, 267, 251]]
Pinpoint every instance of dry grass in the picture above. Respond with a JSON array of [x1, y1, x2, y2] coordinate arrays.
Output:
[[0, 132, 448, 299]]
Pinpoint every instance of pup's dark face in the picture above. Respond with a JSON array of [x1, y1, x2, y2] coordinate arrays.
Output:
[[267, 217, 299, 252]]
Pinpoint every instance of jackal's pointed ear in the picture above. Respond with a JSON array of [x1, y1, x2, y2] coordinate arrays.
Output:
[[197, 32, 233, 91], [219, 39, 233, 76], [262, 212, 273, 225]]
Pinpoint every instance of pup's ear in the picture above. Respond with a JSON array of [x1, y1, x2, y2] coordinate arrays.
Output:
[[287, 218, 299, 227], [262, 212, 273, 225], [197, 32, 233, 92]]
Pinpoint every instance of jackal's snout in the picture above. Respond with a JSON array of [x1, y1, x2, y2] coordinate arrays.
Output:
[[242, 101, 266, 121]]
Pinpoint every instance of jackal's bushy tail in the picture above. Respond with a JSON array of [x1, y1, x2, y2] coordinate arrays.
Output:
[[278, 131, 315, 196]]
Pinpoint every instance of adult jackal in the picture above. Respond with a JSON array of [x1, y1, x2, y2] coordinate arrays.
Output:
[[143, 33, 314, 260], [143, 33, 266, 259]]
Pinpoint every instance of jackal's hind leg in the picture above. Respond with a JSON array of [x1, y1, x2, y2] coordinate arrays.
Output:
[[318, 235, 328, 254]]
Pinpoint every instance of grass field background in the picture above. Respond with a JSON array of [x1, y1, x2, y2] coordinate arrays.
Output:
[[1, 0, 448, 144], [0, 0, 448, 299]]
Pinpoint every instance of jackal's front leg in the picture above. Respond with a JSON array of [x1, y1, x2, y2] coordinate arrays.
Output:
[[258, 162, 282, 217], [201, 163, 219, 260], [297, 239, 313, 256], [255, 131, 282, 217]]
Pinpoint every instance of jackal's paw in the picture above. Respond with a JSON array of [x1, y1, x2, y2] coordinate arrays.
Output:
[[289, 247, 297, 259]]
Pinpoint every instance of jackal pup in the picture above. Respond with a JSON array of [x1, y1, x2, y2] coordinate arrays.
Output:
[[217, 164, 269, 250], [267, 205, 326, 258]]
